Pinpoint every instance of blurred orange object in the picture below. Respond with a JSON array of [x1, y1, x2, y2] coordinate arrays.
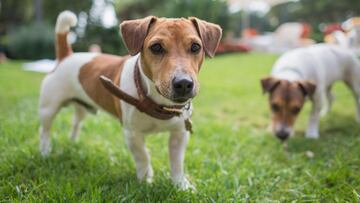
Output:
[[301, 23, 312, 38], [216, 42, 250, 54], [323, 23, 344, 35], [242, 28, 258, 38]]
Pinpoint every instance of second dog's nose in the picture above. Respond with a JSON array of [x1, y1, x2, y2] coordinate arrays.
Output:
[[276, 130, 289, 141], [172, 77, 194, 96]]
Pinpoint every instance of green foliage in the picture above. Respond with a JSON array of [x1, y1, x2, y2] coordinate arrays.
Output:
[[269, 0, 360, 26], [160, 0, 230, 32], [42, 0, 93, 25], [116, 0, 167, 20], [1, 54, 360, 201], [0, 0, 34, 34], [73, 25, 127, 55], [8, 23, 55, 60], [294, 0, 360, 24], [268, 0, 360, 42], [117, 0, 230, 33]]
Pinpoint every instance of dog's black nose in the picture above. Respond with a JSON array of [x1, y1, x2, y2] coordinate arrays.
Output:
[[172, 77, 194, 96], [276, 131, 289, 141]]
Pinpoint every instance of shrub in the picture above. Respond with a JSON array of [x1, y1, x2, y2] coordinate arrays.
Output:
[[8, 23, 55, 60], [8, 22, 128, 60], [73, 25, 128, 56]]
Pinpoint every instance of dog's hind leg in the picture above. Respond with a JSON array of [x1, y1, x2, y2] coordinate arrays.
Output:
[[39, 102, 61, 157], [69, 103, 87, 141], [38, 76, 68, 156]]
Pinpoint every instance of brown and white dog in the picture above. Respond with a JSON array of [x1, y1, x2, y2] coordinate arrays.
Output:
[[261, 44, 360, 141], [39, 11, 222, 190]]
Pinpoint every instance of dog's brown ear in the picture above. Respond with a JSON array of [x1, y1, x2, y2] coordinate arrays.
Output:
[[120, 16, 157, 56], [261, 77, 280, 94], [189, 17, 222, 58], [298, 80, 316, 97]]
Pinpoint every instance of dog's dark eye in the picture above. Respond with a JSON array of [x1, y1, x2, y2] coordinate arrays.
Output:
[[150, 43, 164, 55], [271, 103, 280, 112], [292, 107, 301, 114], [190, 43, 201, 53]]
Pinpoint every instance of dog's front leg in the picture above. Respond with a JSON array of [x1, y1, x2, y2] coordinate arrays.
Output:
[[306, 93, 324, 138], [124, 129, 153, 183], [169, 130, 195, 190]]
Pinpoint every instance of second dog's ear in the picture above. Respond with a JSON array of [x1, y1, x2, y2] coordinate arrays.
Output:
[[261, 77, 280, 94], [189, 17, 222, 58], [120, 16, 157, 56], [298, 80, 316, 97]]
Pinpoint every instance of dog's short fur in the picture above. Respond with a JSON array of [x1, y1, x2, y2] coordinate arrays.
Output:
[[261, 44, 360, 140], [39, 11, 221, 190]]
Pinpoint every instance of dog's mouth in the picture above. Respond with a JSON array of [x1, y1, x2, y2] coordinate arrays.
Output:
[[172, 96, 192, 103], [155, 86, 193, 104]]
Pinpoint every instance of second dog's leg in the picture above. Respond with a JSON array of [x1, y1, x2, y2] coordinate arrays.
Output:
[[69, 104, 87, 141], [351, 88, 360, 122], [306, 93, 324, 139], [325, 86, 334, 114], [124, 130, 153, 183], [169, 130, 195, 190], [346, 56, 360, 122], [346, 81, 360, 122]]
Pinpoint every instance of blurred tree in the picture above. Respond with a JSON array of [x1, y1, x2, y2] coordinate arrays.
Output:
[[227, 10, 272, 38], [0, 0, 92, 34], [161, 0, 230, 32], [0, 0, 34, 34], [268, 0, 360, 41], [34, 0, 43, 22], [115, 0, 166, 20], [115, 0, 230, 34], [74, 24, 127, 55], [294, 0, 360, 24], [42, 0, 92, 24], [8, 22, 54, 59]]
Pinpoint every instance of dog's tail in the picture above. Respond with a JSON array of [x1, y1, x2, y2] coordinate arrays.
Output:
[[55, 11, 77, 62]]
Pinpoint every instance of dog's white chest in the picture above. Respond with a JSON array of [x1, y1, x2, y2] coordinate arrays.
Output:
[[119, 55, 191, 134]]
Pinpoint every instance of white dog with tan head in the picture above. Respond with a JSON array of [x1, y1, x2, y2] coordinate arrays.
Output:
[[261, 44, 360, 141], [38, 11, 222, 190]]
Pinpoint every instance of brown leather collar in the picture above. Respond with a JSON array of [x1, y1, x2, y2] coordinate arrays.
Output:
[[99, 59, 187, 120]]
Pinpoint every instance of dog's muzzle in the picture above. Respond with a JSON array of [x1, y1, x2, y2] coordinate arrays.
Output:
[[274, 123, 292, 141], [275, 130, 290, 141]]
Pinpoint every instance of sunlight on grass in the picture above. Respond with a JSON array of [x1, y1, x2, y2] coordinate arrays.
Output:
[[0, 54, 359, 201]]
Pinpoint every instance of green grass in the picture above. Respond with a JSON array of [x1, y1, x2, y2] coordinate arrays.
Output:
[[1, 53, 360, 202]]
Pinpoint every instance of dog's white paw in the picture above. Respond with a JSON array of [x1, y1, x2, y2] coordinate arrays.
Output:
[[69, 131, 79, 141], [356, 114, 360, 123], [305, 130, 319, 139], [137, 165, 154, 184], [40, 141, 51, 157], [173, 177, 196, 191]]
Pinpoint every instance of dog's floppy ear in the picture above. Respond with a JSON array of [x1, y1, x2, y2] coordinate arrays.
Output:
[[261, 77, 281, 94], [298, 80, 316, 97], [189, 17, 222, 58], [120, 16, 157, 56]]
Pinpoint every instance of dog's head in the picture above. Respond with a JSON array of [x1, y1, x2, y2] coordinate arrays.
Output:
[[261, 77, 316, 141], [120, 16, 222, 103]]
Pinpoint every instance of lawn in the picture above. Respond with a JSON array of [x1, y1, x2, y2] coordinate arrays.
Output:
[[0, 53, 360, 202]]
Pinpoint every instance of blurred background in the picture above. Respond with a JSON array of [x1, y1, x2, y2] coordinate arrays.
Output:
[[1, 1, 360, 200], [0, 0, 360, 63]]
